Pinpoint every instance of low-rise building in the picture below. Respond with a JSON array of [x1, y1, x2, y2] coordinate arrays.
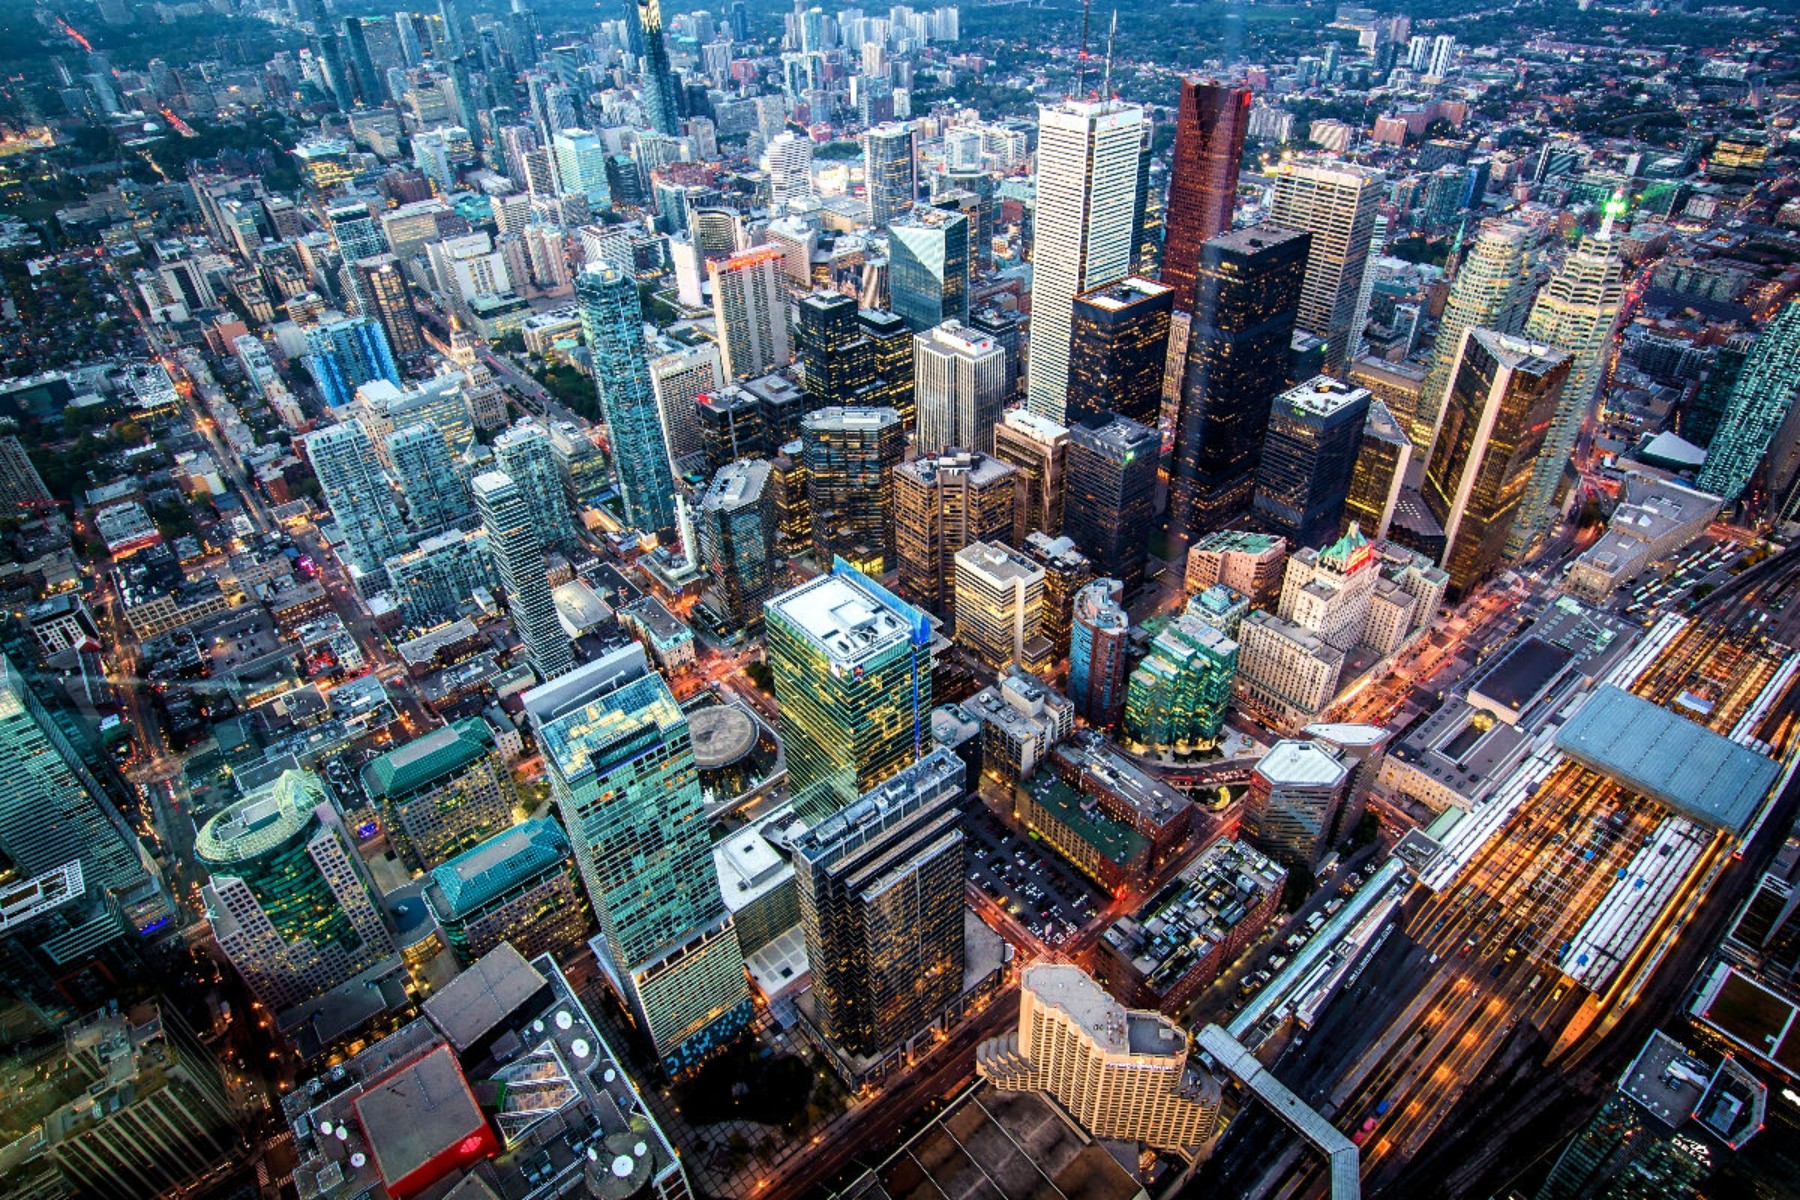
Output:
[[1184, 529, 1287, 604], [1563, 474, 1722, 603], [618, 595, 697, 672], [964, 669, 1075, 782], [283, 944, 694, 1200], [1050, 731, 1194, 883], [1095, 838, 1286, 1013], [422, 818, 590, 966]]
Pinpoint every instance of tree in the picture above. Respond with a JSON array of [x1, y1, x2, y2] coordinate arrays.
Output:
[[1283, 865, 1318, 912]]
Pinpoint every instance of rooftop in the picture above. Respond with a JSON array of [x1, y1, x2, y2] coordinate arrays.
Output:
[[1076, 276, 1172, 311], [420, 942, 547, 1052], [1276, 375, 1373, 418], [765, 568, 925, 667], [1619, 1030, 1711, 1131], [1021, 773, 1150, 866], [195, 769, 323, 866], [1555, 685, 1780, 834], [713, 807, 803, 913], [424, 819, 571, 921], [688, 704, 758, 769], [1468, 636, 1576, 717], [956, 540, 1045, 585], [1103, 839, 1286, 997], [700, 458, 771, 513], [1255, 741, 1350, 789], [361, 719, 494, 800], [352, 1044, 493, 1191]]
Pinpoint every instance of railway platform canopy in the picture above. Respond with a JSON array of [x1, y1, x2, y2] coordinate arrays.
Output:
[[1554, 685, 1780, 836]]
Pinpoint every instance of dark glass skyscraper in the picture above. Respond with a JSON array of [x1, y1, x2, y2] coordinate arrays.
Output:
[[796, 291, 874, 406], [1167, 225, 1310, 550], [1068, 276, 1174, 427], [1253, 376, 1372, 548], [791, 749, 967, 1058], [576, 264, 679, 535], [352, 254, 426, 365], [1065, 412, 1160, 597], [636, 0, 682, 136], [864, 122, 917, 229], [1161, 80, 1251, 313], [887, 207, 970, 332], [803, 406, 904, 573]]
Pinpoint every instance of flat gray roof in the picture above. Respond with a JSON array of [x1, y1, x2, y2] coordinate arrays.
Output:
[[1554, 685, 1780, 835]]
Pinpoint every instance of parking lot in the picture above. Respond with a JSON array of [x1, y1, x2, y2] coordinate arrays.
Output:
[[964, 802, 1105, 950]]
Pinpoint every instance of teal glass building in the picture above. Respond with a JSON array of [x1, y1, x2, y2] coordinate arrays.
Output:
[[529, 649, 751, 1074], [576, 264, 680, 536]]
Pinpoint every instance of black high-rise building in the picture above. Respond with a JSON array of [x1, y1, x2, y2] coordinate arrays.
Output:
[[791, 749, 967, 1058], [796, 291, 873, 406], [1068, 277, 1174, 427], [859, 308, 915, 428], [341, 18, 382, 104], [1252, 376, 1372, 548], [1065, 412, 1160, 597], [969, 306, 1022, 398], [1167, 224, 1310, 550]]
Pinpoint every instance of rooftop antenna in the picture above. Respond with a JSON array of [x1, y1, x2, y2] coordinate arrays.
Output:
[[1101, 8, 1117, 102], [1075, 0, 1091, 100]]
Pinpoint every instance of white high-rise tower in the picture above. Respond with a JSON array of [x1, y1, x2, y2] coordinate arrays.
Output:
[[1027, 98, 1144, 423]]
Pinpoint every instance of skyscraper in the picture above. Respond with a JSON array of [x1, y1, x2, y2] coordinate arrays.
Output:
[[765, 563, 934, 825], [864, 122, 918, 229], [0, 656, 154, 905], [650, 339, 725, 470], [474, 469, 574, 678], [1413, 218, 1539, 450], [1509, 232, 1626, 555], [1021, 533, 1095, 661], [1028, 98, 1144, 422], [387, 422, 472, 535], [577, 264, 680, 535], [359, 718, 514, 870], [196, 769, 395, 1010], [894, 450, 1018, 613], [710, 246, 791, 379], [977, 964, 1221, 1151], [1422, 330, 1570, 596], [0, 433, 52, 515], [351, 253, 426, 364], [913, 320, 1008, 454], [551, 128, 611, 207], [1065, 412, 1160, 597], [528, 649, 752, 1073], [1253, 375, 1373, 548], [304, 422, 411, 574], [761, 130, 816, 213], [1167, 224, 1310, 548], [1697, 300, 1800, 505], [859, 308, 915, 425], [494, 419, 574, 544], [1265, 160, 1382, 373], [954, 541, 1051, 674], [697, 458, 777, 630], [1069, 579, 1130, 728], [796, 290, 874, 406], [1068, 276, 1174, 427], [993, 409, 1070, 543], [791, 748, 966, 1057], [307, 314, 403, 413], [803, 406, 904, 572], [1161, 79, 1251, 312], [1341, 397, 1413, 540], [326, 200, 385, 262], [887, 206, 970, 332], [635, 0, 681, 136]]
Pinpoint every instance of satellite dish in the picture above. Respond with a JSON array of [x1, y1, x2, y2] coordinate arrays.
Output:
[[633, 1141, 647, 1157], [571, 1038, 591, 1058], [555, 1011, 573, 1030], [336, 1127, 349, 1141], [603, 1068, 616, 1082], [612, 1155, 635, 1178], [319, 1120, 333, 1135], [350, 1153, 366, 1169]]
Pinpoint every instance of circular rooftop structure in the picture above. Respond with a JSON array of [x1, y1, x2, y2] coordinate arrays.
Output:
[[194, 770, 324, 867], [688, 705, 758, 770]]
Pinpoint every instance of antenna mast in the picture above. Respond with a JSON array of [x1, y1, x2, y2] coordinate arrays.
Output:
[[1076, 0, 1091, 100], [1101, 8, 1117, 102]]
